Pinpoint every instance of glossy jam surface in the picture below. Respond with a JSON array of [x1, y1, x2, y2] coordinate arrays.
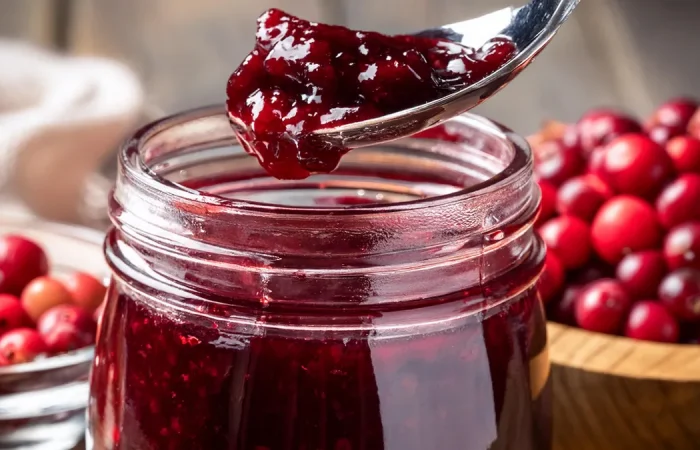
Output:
[[226, 9, 516, 179], [89, 263, 549, 450]]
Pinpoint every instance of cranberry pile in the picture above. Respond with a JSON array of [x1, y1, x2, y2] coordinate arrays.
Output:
[[0, 234, 105, 366], [533, 98, 700, 344], [227, 8, 516, 180]]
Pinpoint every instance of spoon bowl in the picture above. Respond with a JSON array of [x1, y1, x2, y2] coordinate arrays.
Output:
[[311, 0, 580, 149]]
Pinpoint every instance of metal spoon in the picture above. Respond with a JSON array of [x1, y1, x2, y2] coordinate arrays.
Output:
[[312, 0, 580, 149]]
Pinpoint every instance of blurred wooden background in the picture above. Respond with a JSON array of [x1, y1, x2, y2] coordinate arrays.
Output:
[[1, 0, 699, 134]]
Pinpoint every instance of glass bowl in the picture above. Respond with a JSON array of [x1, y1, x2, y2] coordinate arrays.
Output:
[[0, 217, 107, 450]]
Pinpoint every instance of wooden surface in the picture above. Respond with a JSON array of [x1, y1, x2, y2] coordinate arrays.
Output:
[[3, 0, 700, 134], [549, 322, 700, 450]]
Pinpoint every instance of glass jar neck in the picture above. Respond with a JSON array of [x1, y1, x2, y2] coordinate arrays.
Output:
[[107, 106, 539, 306]]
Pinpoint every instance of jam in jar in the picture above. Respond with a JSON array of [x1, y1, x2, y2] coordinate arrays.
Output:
[[88, 108, 550, 450]]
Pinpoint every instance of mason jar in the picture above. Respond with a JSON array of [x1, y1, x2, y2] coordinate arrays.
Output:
[[87, 106, 550, 450]]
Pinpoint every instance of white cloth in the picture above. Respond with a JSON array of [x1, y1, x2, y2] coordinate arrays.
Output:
[[0, 40, 143, 223]]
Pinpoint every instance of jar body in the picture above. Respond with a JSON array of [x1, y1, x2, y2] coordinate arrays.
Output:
[[87, 108, 550, 450]]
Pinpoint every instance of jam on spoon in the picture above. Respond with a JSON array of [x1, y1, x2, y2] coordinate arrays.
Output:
[[226, 8, 516, 180]]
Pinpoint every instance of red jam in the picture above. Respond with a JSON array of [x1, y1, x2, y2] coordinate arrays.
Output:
[[89, 261, 549, 450], [226, 9, 516, 180]]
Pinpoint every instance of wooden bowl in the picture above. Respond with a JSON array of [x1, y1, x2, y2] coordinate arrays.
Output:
[[548, 322, 700, 450]]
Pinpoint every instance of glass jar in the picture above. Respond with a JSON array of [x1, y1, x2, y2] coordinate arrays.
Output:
[[87, 106, 550, 450]]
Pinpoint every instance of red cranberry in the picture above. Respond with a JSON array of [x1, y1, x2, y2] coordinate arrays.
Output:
[[646, 97, 698, 135], [664, 222, 700, 270], [535, 180, 557, 227], [537, 252, 565, 303], [574, 279, 632, 333], [655, 174, 700, 229], [568, 262, 614, 286], [556, 174, 613, 222], [647, 125, 679, 146], [62, 272, 106, 313], [592, 134, 674, 198], [534, 139, 584, 186], [37, 305, 97, 353], [666, 136, 700, 174], [21, 276, 74, 322], [587, 146, 607, 175], [0, 328, 48, 364], [615, 250, 667, 299], [658, 268, 700, 322], [539, 216, 592, 269], [0, 294, 28, 335], [591, 196, 662, 264], [0, 235, 49, 295], [624, 301, 679, 343], [689, 109, 700, 138], [567, 109, 642, 155], [549, 285, 581, 325]]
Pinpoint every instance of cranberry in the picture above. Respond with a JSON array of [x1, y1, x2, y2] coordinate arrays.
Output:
[[615, 250, 667, 299], [62, 272, 106, 313], [556, 174, 613, 222], [535, 180, 557, 227], [537, 252, 565, 303], [646, 97, 698, 136], [586, 146, 607, 175], [0, 328, 48, 364], [655, 174, 700, 229], [689, 109, 700, 138], [566, 109, 642, 155], [37, 305, 97, 353], [666, 136, 700, 174], [664, 222, 700, 270], [538, 216, 592, 269], [624, 301, 679, 343], [568, 262, 614, 286], [21, 276, 73, 322], [658, 268, 700, 322], [574, 279, 632, 333], [534, 139, 584, 186], [592, 134, 674, 198], [0, 235, 49, 295], [591, 196, 662, 264], [548, 285, 581, 325], [0, 294, 28, 335], [227, 9, 517, 179]]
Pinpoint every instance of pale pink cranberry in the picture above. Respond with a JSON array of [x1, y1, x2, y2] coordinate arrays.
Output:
[[539, 216, 592, 269], [556, 174, 613, 222], [658, 268, 700, 322], [663, 222, 700, 270], [592, 134, 674, 198], [615, 250, 667, 300], [21, 276, 73, 322], [534, 139, 584, 186], [0, 294, 28, 335], [37, 304, 97, 353], [538, 252, 565, 304], [0, 235, 49, 296], [655, 174, 700, 229], [575, 279, 632, 333], [567, 109, 642, 155], [624, 301, 679, 343], [666, 136, 700, 174], [591, 196, 662, 264], [0, 328, 48, 364], [535, 180, 557, 227]]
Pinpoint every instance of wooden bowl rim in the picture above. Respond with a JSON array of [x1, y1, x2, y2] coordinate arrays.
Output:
[[547, 322, 700, 381]]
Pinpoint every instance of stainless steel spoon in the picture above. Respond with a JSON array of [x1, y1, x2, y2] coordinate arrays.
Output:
[[312, 0, 580, 149]]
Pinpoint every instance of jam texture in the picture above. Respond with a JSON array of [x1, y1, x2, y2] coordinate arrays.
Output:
[[89, 280, 550, 450], [226, 9, 516, 179]]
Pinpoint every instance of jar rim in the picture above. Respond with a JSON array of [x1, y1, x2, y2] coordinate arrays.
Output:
[[121, 104, 532, 216]]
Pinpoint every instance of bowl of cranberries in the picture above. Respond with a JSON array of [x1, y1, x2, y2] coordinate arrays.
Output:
[[532, 98, 700, 450], [0, 217, 106, 449]]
